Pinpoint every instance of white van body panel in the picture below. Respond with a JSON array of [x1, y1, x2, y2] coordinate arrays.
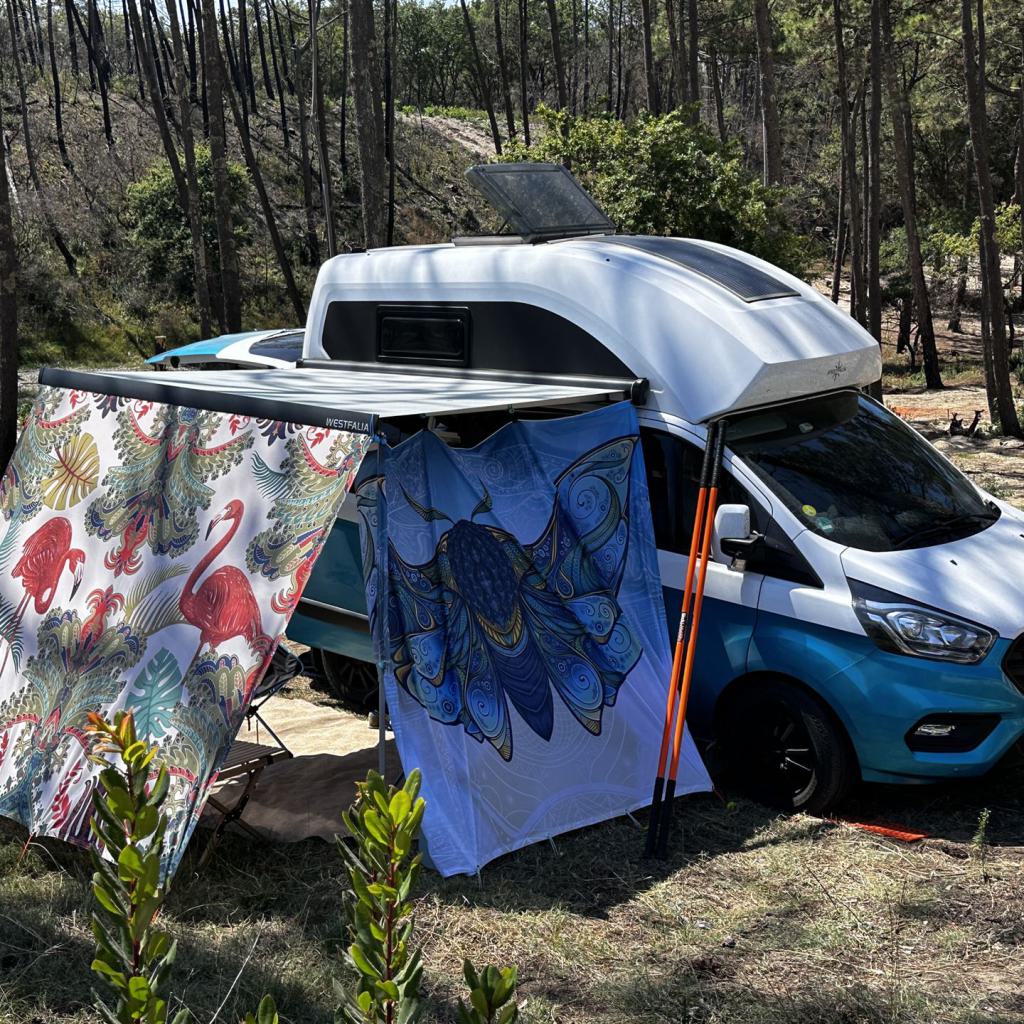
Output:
[[305, 238, 882, 424], [840, 503, 1024, 639]]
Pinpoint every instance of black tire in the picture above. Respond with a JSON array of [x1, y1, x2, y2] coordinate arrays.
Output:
[[313, 649, 378, 710], [717, 678, 855, 815]]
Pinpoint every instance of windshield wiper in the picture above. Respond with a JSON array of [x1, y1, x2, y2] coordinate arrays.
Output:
[[894, 507, 999, 551]]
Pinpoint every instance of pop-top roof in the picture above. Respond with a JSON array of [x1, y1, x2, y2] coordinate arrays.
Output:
[[40, 366, 634, 436], [466, 163, 616, 242]]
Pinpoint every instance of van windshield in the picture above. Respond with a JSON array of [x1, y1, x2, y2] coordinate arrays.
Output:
[[729, 392, 999, 553]]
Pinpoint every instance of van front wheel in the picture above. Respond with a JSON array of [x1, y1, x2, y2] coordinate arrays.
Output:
[[718, 679, 854, 815]]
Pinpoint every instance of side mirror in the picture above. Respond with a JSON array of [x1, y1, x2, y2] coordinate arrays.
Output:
[[714, 503, 764, 571]]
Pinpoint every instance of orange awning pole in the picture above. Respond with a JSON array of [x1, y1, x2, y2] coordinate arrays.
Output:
[[656, 422, 726, 856], [644, 421, 723, 858]]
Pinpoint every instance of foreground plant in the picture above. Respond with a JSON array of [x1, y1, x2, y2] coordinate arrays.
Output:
[[457, 960, 519, 1024], [337, 768, 426, 1024], [85, 710, 184, 1024]]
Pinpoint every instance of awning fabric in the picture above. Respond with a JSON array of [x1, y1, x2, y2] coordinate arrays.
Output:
[[358, 402, 711, 876], [0, 384, 368, 873], [41, 365, 633, 435]]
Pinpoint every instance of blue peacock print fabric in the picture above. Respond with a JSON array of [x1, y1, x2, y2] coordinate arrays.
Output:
[[0, 385, 369, 874], [359, 402, 711, 877]]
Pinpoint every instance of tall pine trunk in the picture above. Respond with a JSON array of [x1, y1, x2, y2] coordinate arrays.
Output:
[[309, 0, 337, 255], [753, 0, 781, 185], [460, 0, 502, 153], [0, 98, 17, 471], [520, 0, 531, 142], [201, 0, 242, 331], [962, 0, 1019, 434], [493, 0, 516, 139], [545, 0, 568, 110], [166, 0, 214, 337], [867, 0, 882, 347], [349, 0, 387, 247], [880, 0, 941, 387], [833, 0, 866, 327]]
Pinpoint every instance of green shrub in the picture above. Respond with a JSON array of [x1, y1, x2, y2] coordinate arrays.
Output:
[[125, 146, 250, 301], [457, 961, 519, 1024], [85, 710, 186, 1024], [337, 769, 426, 1023]]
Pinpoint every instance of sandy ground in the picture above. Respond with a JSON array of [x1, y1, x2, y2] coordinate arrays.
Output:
[[199, 694, 398, 844]]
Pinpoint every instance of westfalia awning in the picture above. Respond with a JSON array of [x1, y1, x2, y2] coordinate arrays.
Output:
[[41, 364, 641, 436]]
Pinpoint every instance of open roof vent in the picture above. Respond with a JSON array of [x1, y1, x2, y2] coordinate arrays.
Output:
[[464, 163, 616, 243]]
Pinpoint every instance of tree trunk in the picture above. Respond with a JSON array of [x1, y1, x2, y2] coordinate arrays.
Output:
[[291, 34, 320, 266], [218, 32, 306, 321], [545, 0, 568, 111], [201, 0, 242, 331], [45, 0, 73, 169], [338, 0, 348, 172], [867, 0, 882, 346], [710, 44, 726, 140], [0, 98, 17, 471], [252, 0, 274, 97], [237, 0, 257, 110], [383, 0, 396, 243], [266, 0, 289, 148], [524, 0, 532, 140], [166, 0, 214, 337], [664, 0, 683, 109], [833, 0, 866, 327], [962, 0, 1019, 434], [753, 0, 781, 185], [637, 0, 658, 113], [880, 0, 940, 387], [349, 0, 387, 247], [309, 0, 337, 255], [493, 0, 516, 139], [5, 0, 76, 274], [686, 0, 698, 122], [62, 0, 79, 74], [831, 155, 847, 304], [460, 0, 502, 153]]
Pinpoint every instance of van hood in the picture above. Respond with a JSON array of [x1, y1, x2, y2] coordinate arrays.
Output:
[[840, 503, 1024, 639]]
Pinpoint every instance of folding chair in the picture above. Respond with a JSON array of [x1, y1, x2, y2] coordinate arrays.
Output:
[[197, 645, 303, 866]]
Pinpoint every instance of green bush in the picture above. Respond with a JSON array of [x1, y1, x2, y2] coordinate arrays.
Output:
[[457, 961, 519, 1024], [503, 108, 808, 278], [125, 146, 250, 302], [337, 769, 426, 1023]]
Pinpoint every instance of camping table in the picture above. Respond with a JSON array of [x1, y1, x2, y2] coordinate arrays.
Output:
[[198, 739, 292, 867]]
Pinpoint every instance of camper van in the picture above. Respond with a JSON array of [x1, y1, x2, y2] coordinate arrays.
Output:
[[147, 164, 1024, 813]]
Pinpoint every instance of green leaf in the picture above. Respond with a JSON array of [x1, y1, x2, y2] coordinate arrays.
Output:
[[375, 979, 399, 1001], [348, 944, 381, 980], [127, 974, 150, 1001], [117, 844, 145, 882], [256, 993, 279, 1024], [362, 809, 388, 844], [389, 790, 411, 823]]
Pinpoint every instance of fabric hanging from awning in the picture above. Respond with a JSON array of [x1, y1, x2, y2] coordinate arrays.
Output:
[[0, 385, 369, 874], [358, 402, 711, 876]]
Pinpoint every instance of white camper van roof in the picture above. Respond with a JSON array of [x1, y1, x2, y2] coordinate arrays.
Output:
[[304, 235, 882, 424]]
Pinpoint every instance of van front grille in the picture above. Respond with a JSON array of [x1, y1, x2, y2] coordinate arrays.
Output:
[[1001, 635, 1024, 696]]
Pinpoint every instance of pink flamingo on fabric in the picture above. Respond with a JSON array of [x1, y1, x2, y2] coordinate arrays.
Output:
[[180, 499, 273, 666], [1, 518, 85, 676]]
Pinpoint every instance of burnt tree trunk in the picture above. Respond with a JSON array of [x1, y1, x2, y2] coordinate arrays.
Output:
[[962, 0, 1019, 434], [349, 0, 387, 247], [45, 0, 73, 169], [545, 0, 568, 110], [520, 0, 531, 141], [309, 0, 336, 255], [493, 0, 516, 140], [460, 0, 503, 153], [867, 0, 882, 347], [201, 0, 242, 331]]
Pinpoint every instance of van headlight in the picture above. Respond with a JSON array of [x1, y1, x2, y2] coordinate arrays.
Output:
[[848, 579, 996, 664]]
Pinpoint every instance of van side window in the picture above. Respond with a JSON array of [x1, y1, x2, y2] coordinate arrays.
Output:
[[640, 429, 821, 587]]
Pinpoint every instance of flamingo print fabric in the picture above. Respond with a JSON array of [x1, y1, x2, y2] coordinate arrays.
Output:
[[359, 403, 711, 877], [0, 385, 369, 873]]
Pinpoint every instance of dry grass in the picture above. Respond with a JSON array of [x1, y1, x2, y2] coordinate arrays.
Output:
[[1, 753, 1022, 1024]]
